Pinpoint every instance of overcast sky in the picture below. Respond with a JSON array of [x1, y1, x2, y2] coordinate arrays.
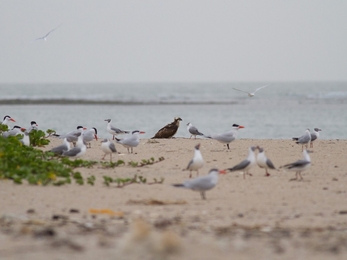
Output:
[[1, 1, 347, 83]]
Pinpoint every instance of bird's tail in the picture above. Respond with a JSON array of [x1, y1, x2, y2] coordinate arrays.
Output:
[[115, 137, 121, 142], [292, 137, 299, 141]]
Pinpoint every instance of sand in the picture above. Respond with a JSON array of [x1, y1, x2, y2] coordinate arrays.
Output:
[[1, 137, 347, 260]]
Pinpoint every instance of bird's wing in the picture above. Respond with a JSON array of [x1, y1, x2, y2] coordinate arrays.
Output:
[[254, 84, 269, 93], [266, 158, 276, 169], [44, 23, 62, 37], [282, 160, 310, 169], [232, 88, 251, 95], [228, 160, 250, 172], [109, 142, 117, 152]]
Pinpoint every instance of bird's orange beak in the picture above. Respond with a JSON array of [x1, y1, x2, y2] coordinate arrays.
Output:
[[238, 125, 245, 129], [10, 118, 16, 122], [20, 127, 26, 132], [219, 170, 227, 174], [139, 131, 146, 134]]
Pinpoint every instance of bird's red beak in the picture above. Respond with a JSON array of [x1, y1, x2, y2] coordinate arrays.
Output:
[[20, 127, 26, 132], [10, 118, 16, 122], [238, 125, 245, 129], [139, 131, 145, 134], [219, 170, 227, 174], [94, 134, 98, 140]]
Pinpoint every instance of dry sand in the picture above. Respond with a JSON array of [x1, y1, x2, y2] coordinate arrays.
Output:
[[1, 137, 347, 260]]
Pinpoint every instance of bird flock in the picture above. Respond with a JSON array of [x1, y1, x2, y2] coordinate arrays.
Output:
[[2, 114, 321, 200]]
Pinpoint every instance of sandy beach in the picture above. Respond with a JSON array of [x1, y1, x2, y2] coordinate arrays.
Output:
[[1, 137, 347, 260]]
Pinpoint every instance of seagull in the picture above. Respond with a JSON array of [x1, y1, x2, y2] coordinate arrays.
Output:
[[27, 121, 39, 132], [49, 138, 70, 155], [115, 130, 145, 153], [185, 143, 204, 178], [83, 127, 98, 148], [310, 128, 322, 148], [105, 119, 129, 140], [1, 115, 16, 126], [55, 126, 86, 146], [226, 146, 257, 179], [280, 149, 311, 181], [62, 133, 86, 158], [208, 124, 244, 149], [2, 126, 26, 138], [32, 23, 62, 42], [292, 129, 311, 151], [186, 122, 205, 139], [232, 85, 270, 97], [256, 146, 276, 176], [172, 168, 226, 200], [101, 139, 117, 162], [151, 117, 182, 139]]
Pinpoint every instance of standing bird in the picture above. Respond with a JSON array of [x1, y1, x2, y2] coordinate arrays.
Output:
[[186, 122, 205, 139], [62, 133, 86, 158], [280, 149, 311, 181], [151, 117, 182, 139], [227, 146, 257, 179], [1, 115, 16, 126], [19, 128, 30, 146], [292, 129, 311, 151], [27, 121, 39, 132], [49, 138, 70, 155], [115, 130, 145, 153], [105, 119, 129, 140], [101, 139, 118, 162], [56, 126, 86, 146], [172, 168, 226, 200], [185, 143, 204, 178], [310, 128, 322, 148], [208, 124, 244, 149], [232, 85, 270, 97], [2, 126, 26, 138], [256, 146, 276, 176], [83, 127, 98, 148]]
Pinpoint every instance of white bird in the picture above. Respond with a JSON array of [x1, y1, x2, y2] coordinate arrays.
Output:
[[115, 130, 145, 153], [32, 23, 62, 42], [232, 85, 270, 97], [62, 133, 86, 158], [19, 130, 30, 146], [172, 168, 226, 200], [186, 122, 205, 139], [292, 129, 311, 151], [56, 126, 86, 146], [256, 146, 276, 176], [2, 126, 26, 138], [280, 149, 311, 181], [185, 143, 204, 178], [208, 124, 244, 149], [310, 128, 322, 148], [49, 138, 70, 155], [83, 127, 98, 148], [2, 115, 16, 126], [227, 146, 257, 179], [101, 139, 118, 162], [105, 119, 129, 140], [28, 121, 38, 132]]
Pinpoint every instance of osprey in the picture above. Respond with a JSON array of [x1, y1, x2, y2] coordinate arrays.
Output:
[[151, 117, 182, 139]]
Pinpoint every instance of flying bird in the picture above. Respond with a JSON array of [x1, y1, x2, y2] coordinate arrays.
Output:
[[256, 146, 276, 176], [185, 143, 204, 178], [105, 119, 129, 140], [32, 23, 62, 42], [172, 168, 226, 200], [101, 139, 117, 162], [186, 122, 205, 139], [310, 128, 322, 148], [227, 146, 257, 179], [151, 117, 182, 139], [280, 149, 311, 181], [208, 124, 244, 149], [115, 130, 145, 153], [232, 85, 270, 97], [292, 129, 311, 151]]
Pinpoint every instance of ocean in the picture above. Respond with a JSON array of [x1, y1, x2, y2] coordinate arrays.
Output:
[[1, 82, 346, 140]]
